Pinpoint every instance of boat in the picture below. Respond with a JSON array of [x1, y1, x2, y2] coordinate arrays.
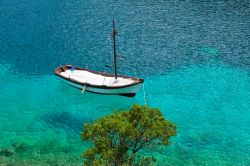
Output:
[[54, 20, 144, 97]]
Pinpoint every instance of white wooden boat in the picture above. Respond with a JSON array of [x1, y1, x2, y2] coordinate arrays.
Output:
[[54, 20, 144, 97], [55, 65, 144, 97]]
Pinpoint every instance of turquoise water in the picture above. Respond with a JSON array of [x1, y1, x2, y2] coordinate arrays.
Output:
[[1, 0, 250, 165]]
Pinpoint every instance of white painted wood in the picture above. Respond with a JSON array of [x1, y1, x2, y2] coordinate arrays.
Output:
[[62, 78, 142, 95], [60, 69, 135, 87]]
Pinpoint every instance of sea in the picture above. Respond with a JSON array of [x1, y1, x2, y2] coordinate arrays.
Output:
[[0, 0, 250, 165]]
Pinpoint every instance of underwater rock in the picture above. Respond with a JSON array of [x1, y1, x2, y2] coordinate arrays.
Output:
[[46, 159, 60, 166], [0, 148, 15, 157], [11, 142, 27, 152], [61, 145, 73, 154]]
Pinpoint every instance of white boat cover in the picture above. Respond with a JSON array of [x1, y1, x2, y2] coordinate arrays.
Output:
[[60, 69, 135, 87]]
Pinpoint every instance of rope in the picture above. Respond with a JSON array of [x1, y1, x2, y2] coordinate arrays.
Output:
[[81, 84, 87, 93], [142, 83, 147, 105]]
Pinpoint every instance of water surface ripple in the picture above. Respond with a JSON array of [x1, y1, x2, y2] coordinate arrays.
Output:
[[0, 0, 250, 165]]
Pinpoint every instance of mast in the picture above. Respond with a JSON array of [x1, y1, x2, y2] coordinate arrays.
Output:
[[112, 19, 118, 79]]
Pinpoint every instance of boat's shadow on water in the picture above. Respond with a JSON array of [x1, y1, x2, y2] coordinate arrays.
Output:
[[40, 82, 141, 134], [40, 111, 92, 133]]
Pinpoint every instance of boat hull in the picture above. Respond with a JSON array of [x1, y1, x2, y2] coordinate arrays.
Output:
[[54, 65, 144, 97], [61, 78, 142, 97]]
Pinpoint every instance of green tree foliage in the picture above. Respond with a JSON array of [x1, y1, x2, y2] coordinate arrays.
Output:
[[81, 105, 176, 166]]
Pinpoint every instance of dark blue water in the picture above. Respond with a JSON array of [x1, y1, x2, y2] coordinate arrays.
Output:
[[1, 0, 249, 76], [0, 0, 250, 165]]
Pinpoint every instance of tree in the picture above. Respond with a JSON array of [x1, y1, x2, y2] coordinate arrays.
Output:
[[81, 104, 176, 166]]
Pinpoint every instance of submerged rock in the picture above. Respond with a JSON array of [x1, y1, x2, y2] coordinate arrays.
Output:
[[46, 159, 60, 166], [0, 148, 15, 157], [11, 142, 27, 152]]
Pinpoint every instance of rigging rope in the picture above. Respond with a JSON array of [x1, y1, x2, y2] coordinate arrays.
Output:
[[142, 83, 147, 105], [107, 30, 127, 75], [81, 84, 87, 93]]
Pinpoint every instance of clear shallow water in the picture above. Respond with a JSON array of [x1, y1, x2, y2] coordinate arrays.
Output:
[[0, 0, 250, 165]]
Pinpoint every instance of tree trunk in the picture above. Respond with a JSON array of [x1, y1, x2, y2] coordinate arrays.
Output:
[[129, 151, 137, 166]]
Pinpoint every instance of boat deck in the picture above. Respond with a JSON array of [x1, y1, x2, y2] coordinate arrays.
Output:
[[60, 69, 135, 87]]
